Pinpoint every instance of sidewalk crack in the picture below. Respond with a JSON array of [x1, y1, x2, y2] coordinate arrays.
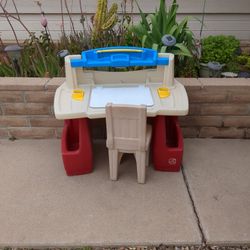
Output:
[[181, 165, 207, 245]]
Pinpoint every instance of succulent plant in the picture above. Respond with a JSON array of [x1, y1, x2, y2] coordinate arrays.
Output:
[[92, 0, 118, 41]]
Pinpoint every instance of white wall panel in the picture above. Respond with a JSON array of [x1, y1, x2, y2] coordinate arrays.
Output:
[[3, 0, 250, 14], [0, 0, 249, 42]]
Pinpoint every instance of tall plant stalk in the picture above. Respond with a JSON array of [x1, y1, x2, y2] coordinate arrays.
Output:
[[60, 0, 65, 35], [0, 2, 20, 45], [199, 0, 207, 40], [64, 0, 77, 36]]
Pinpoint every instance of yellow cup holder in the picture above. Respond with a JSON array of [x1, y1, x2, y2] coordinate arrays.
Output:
[[157, 87, 170, 98], [72, 89, 84, 101]]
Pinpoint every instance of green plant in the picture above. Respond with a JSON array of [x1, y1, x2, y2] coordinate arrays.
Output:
[[176, 57, 199, 77], [19, 32, 63, 77], [91, 0, 118, 45], [0, 52, 16, 76], [0, 61, 15, 76], [201, 35, 240, 64], [225, 61, 240, 73], [59, 32, 91, 54], [0, 0, 140, 77], [237, 55, 249, 65], [225, 54, 250, 73], [89, 0, 137, 48], [246, 58, 250, 70], [130, 0, 195, 58], [1, 31, 66, 77]]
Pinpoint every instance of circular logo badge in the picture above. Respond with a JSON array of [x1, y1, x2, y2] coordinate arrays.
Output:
[[168, 158, 177, 165]]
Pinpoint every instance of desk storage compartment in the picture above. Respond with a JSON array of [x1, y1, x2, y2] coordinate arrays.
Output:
[[61, 118, 93, 176], [152, 116, 183, 172]]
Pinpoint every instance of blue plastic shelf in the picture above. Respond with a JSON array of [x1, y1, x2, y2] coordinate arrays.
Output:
[[70, 46, 169, 68]]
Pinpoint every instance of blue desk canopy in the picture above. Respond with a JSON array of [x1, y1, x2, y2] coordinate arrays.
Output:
[[70, 46, 169, 68]]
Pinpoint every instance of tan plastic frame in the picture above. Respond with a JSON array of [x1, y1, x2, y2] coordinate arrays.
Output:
[[54, 52, 189, 120]]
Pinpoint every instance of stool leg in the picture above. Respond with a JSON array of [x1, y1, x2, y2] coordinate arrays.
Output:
[[108, 149, 119, 181], [118, 152, 123, 165], [135, 151, 146, 184]]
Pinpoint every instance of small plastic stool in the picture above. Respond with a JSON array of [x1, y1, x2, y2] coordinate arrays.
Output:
[[61, 118, 93, 176], [152, 116, 183, 172]]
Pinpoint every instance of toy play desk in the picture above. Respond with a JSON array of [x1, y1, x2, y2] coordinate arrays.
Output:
[[54, 47, 189, 176]]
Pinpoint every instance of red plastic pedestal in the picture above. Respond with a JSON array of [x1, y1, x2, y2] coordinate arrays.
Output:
[[152, 116, 183, 172], [61, 118, 93, 176]]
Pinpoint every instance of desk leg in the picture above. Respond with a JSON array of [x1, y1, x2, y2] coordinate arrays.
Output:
[[61, 118, 93, 176], [152, 116, 183, 172]]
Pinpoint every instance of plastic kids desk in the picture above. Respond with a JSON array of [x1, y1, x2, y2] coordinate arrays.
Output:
[[54, 47, 189, 175]]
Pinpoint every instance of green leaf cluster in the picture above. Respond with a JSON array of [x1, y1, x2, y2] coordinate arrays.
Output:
[[225, 61, 240, 73], [0, 61, 15, 76], [237, 55, 249, 65], [59, 32, 90, 54], [201, 35, 240, 64], [246, 59, 250, 70], [130, 0, 195, 58], [236, 54, 250, 70], [176, 57, 199, 77], [19, 32, 63, 77], [0, 32, 67, 77]]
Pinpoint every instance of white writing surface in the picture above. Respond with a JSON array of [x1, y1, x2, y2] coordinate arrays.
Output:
[[89, 85, 154, 108]]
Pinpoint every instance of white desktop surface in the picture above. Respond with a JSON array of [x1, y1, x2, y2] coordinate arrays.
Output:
[[54, 81, 189, 119], [89, 85, 154, 108]]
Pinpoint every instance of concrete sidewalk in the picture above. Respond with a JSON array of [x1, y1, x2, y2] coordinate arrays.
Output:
[[183, 139, 250, 245], [0, 139, 249, 247]]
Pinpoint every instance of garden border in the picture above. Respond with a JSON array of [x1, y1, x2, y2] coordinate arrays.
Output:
[[0, 77, 250, 139]]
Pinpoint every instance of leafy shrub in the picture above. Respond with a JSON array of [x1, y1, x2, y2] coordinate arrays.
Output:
[[130, 0, 195, 58], [231, 54, 250, 72], [201, 35, 240, 64], [246, 58, 250, 70], [224, 61, 240, 73], [237, 55, 249, 65]]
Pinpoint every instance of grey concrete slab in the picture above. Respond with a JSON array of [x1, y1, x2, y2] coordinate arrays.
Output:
[[0, 139, 201, 247], [183, 139, 250, 245]]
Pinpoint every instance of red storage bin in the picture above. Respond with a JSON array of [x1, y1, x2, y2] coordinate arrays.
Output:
[[61, 118, 93, 176], [152, 116, 183, 172]]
